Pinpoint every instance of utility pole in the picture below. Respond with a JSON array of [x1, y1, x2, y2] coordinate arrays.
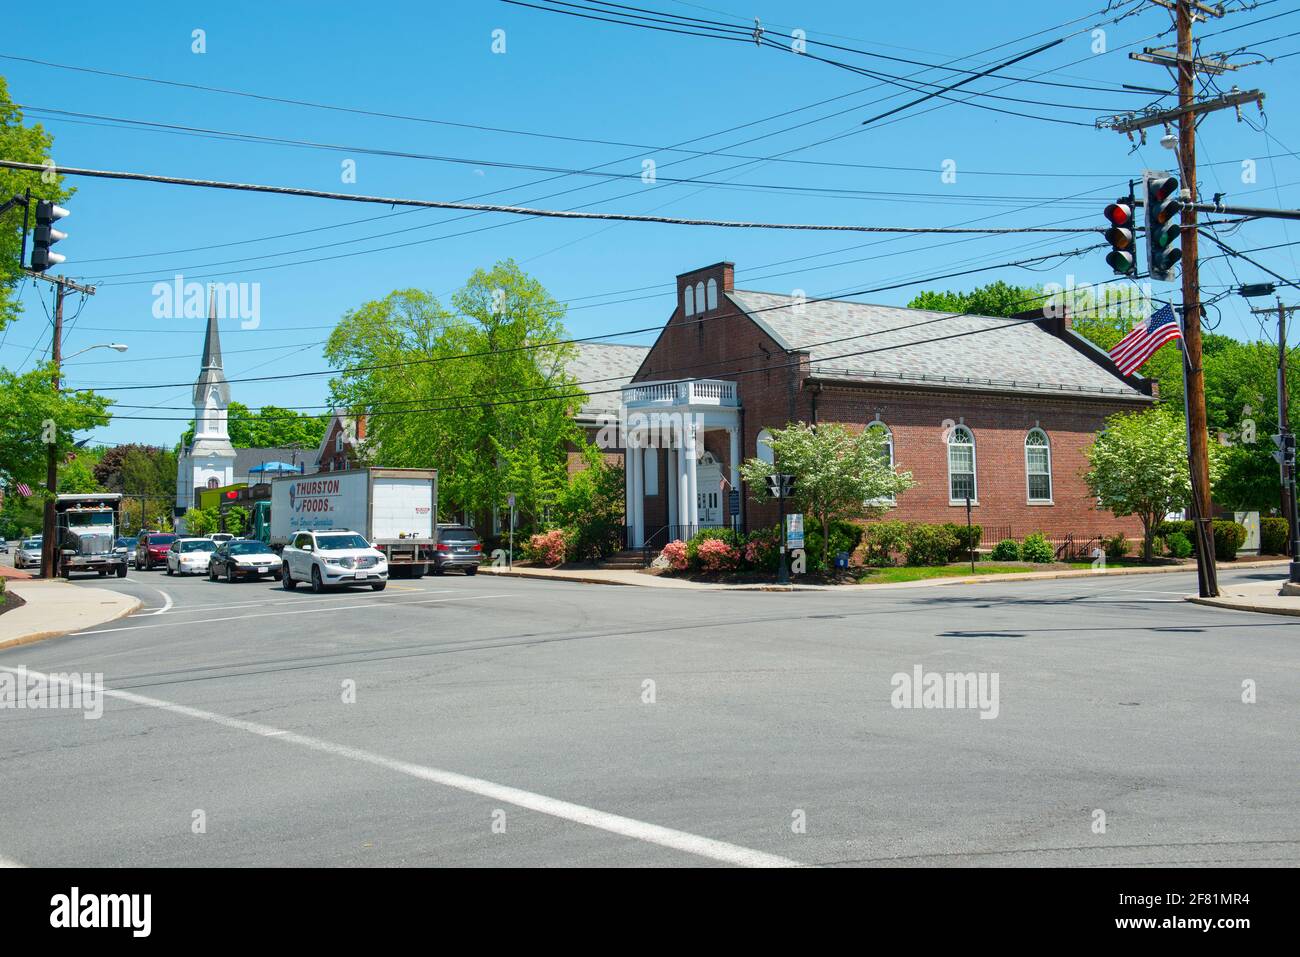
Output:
[[34, 273, 97, 579]]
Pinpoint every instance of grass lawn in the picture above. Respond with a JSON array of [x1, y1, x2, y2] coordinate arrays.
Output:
[[857, 561, 1095, 584]]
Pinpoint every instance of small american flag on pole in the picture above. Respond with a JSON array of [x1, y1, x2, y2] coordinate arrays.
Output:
[[1109, 303, 1182, 375], [16, 483, 33, 497]]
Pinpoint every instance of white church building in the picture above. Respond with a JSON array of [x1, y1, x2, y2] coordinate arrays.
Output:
[[174, 295, 309, 527]]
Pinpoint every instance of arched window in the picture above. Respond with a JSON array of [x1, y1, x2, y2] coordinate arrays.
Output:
[[866, 420, 895, 505], [947, 425, 976, 503], [756, 429, 775, 465], [206, 477, 219, 489], [706, 278, 718, 310], [1025, 428, 1052, 502], [694, 282, 705, 314], [684, 285, 695, 315]]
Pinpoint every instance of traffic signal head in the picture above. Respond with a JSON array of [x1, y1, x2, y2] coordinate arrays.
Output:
[[31, 200, 69, 272], [1103, 201, 1136, 276], [1273, 433, 1297, 466], [1144, 173, 1182, 282]]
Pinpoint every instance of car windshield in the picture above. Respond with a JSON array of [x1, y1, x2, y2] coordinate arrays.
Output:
[[22, 539, 40, 548], [116, 538, 137, 548], [181, 540, 216, 552], [438, 527, 478, 543], [228, 542, 269, 555], [315, 534, 369, 550], [149, 535, 177, 546]]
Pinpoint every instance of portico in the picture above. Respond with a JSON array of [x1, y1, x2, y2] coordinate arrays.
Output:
[[621, 378, 741, 548]]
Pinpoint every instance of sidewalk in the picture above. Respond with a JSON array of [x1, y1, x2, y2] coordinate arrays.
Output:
[[481, 558, 1292, 592], [0, 580, 141, 650], [1186, 576, 1300, 618]]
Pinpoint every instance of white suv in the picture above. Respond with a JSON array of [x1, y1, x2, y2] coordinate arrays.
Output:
[[281, 529, 388, 593]]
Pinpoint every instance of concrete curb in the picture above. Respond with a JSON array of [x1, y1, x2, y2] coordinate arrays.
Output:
[[1185, 596, 1300, 618], [481, 558, 1291, 592], [0, 583, 142, 651]]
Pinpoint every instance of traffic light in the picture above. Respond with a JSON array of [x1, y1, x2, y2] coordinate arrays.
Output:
[[1144, 172, 1182, 282], [1103, 200, 1136, 276], [31, 200, 69, 272], [1273, 433, 1296, 467], [765, 473, 795, 498]]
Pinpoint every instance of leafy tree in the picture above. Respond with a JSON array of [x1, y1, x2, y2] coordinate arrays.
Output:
[[1084, 405, 1221, 561], [58, 452, 103, 493], [325, 261, 585, 526], [908, 281, 1044, 318], [0, 78, 73, 332], [180, 506, 220, 536], [0, 363, 112, 500], [178, 401, 325, 451], [739, 422, 914, 568]]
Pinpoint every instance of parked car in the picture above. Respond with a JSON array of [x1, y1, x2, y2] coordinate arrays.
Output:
[[166, 537, 217, 576], [14, 538, 43, 569], [0, 540, 8, 554], [137, 532, 178, 570], [115, 536, 139, 568], [432, 525, 482, 576], [281, 529, 388, 593], [208, 540, 280, 582], [209, 532, 235, 545]]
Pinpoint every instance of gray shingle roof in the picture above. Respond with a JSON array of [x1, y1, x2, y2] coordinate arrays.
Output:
[[728, 290, 1148, 401], [564, 342, 651, 419]]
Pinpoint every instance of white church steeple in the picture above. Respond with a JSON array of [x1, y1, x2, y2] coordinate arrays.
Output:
[[175, 289, 237, 519]]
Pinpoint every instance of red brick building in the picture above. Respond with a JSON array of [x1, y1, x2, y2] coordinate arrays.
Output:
[[619, 261, 1153, 552]]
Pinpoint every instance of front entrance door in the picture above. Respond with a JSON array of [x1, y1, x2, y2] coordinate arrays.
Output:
[[696, 452, 722, 526]]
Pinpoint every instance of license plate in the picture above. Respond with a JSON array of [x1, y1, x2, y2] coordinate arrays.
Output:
[[354, 571, 366, 579], [258, 567, 270, 574]]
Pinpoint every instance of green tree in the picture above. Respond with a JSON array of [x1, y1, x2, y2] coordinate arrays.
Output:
[[178, 401, 326, 451], [739, 422, 914, 568], [1084, 405, 1221, 561], [180, 506, 220, 536], [0, 363, 113, 500], [907, 281, 1044, 318], [58, 452, 104, 493], [325, 261, 585, 526], [0, 78, 74, 332]]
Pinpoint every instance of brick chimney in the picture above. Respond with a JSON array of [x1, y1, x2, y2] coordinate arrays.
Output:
[[675, 261, 734, 318]]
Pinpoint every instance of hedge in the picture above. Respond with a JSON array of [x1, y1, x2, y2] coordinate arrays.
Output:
[[1213, 520, 1248, 561], [1260, 517, 1289, 556]]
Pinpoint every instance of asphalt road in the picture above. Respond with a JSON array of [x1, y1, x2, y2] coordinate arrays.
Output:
[[0, 558, 1296, 867]]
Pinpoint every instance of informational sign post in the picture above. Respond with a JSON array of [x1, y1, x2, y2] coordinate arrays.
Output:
[[785, 513, 804, 550]]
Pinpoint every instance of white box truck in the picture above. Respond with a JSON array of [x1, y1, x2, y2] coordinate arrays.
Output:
[[269, 468, 438, 575]]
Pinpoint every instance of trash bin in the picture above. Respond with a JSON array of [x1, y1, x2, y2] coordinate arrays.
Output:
[[834, 551, 849, 570]]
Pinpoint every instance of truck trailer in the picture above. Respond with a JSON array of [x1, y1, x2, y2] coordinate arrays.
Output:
[[55, 493, 128, 578], [268, 468, 438, 575]]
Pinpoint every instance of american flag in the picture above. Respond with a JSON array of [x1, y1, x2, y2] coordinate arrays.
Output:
[[16, 483, 33, 497], [1109, 303, 1183, 375]]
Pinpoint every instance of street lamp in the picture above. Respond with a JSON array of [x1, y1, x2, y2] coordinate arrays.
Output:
[[63, 342, 128, 360]]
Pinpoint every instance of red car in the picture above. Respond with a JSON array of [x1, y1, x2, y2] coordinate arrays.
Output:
[[136, 531, 178, 571]]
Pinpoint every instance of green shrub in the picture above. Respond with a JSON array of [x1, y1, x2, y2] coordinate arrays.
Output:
[[1020, 532, 1055, 564], [905, 523, 959, 566], [946, 522, 983, 561], [686, 527, 740, 566], [804, 521, 864, 573], [1166, 530, 1192, 558], [1150, 535, 1167, 558], [1260, 517, 1289, 556], [1212, 520, 1248, 561], [1157, 519, 1195, 544], [742, 526, 780, 571], [863, 520, 909, 567], [1103, 533, 1131, 560], [989, 539, 1020, 561]]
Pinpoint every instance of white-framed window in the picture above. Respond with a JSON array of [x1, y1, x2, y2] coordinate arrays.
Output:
[[684, 284, 695, 315], [706, 277, 718, 310], [695, 281, 705, 314], [756, 429, 775, 465], [947, 425, 976, 503], [644, 447, 659, 496], [866, 419, 895, 505], [1025, 428, 1052, 503]]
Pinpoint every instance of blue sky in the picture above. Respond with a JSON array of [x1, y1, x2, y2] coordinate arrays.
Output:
[[2, 0, 1298, 448]]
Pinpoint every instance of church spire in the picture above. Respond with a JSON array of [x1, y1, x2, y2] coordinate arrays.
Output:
[[200, 287, 223, 370]]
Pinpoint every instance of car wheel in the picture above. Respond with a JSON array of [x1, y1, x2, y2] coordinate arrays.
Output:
[[208, 565, 218, 582], [432, 565, 445, 576], [166, 563, 174, 576], [465, 565, 478, 576], [225, 565, 233, 583], [371, 582, 387, 591], [116, 565, 127, 578], [281, 564, 297, 590], [98, 570, 106, 577], [310, 566, 324, 594]]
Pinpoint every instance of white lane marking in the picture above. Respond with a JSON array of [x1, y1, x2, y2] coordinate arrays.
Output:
[[1, 668, 799, 869], [73, 593, 517, 636], [133, 588, 456, 616], [141, 588, 174, 617]]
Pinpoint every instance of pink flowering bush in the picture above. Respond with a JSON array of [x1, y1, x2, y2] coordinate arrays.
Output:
[[743, 526, 780, 571], [696, 537, 740, 572], [660, 539, 689, 571], [527, 529, 569, 567]]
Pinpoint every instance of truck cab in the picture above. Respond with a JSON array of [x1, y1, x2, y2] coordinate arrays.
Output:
[[56, 494, 128, 578]]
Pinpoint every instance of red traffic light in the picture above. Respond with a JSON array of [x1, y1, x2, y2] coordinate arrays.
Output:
[[225, 491, 238, 499], [1149, 175, 1179, 203], [1104, 202, 1133, 226]]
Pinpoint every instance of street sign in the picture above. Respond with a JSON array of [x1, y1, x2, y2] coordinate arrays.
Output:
[[728, 489, 740, 516], [507, 493, 516, 508], [785, 513, 804, 549]]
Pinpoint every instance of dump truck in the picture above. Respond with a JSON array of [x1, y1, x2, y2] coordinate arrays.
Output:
[[55, 493, 128, 578], [268, 468, 438, 575]]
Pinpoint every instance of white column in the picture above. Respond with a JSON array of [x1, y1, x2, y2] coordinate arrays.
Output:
[[677, 436, 690, 538], [685, 425, 699, 533], [728, 426, 741, 531], [631, 443, 645, 547], [624, 441, 633, 539], [666, 447, 678, 529]]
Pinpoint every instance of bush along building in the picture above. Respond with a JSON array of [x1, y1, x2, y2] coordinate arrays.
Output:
[[617, 261, 1154, 556]]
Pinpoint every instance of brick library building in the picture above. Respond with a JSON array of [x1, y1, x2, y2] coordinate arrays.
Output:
[[587, 261, 1154, 554]]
